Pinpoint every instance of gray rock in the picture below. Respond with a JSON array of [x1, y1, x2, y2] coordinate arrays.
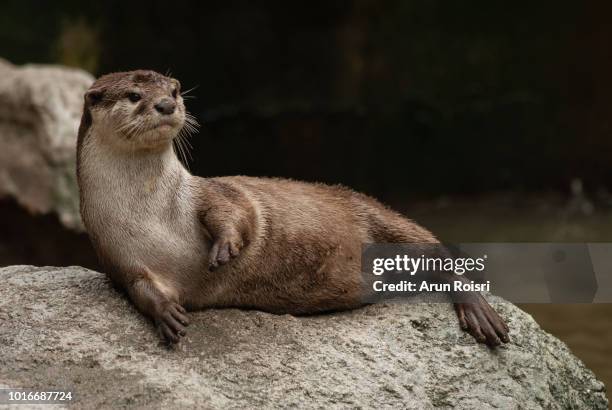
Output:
[[0, 58, 93, 230], [0, 265, 607, 409]]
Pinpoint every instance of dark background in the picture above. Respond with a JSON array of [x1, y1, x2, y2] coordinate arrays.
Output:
[[1, 0, 611, 394], [3, 0, 612, 199]]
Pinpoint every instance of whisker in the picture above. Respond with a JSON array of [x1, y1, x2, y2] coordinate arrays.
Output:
[[182, 133, 193, 150], [172, 138, 184, 167], [177, 134, 191, 170], [179, 132, 193, 160], [181, 84, 200, 96]]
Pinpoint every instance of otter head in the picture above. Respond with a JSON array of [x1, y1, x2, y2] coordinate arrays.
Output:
[[81, 70, 187, 152]]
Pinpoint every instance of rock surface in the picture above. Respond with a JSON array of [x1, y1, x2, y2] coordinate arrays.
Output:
[[0, 265, 607, 409], [0, 58, 93, 230]]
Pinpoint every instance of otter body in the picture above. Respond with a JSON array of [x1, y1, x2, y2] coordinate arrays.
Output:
[[77, 70, 509, 346], [80, 142, 424, 313]]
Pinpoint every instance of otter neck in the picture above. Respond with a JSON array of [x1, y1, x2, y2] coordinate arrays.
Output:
[[79, 129, 191, 221]]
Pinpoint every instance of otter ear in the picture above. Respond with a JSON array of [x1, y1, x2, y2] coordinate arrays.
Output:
[[172, 79, 181, 93], [85, 88, 104, 106]]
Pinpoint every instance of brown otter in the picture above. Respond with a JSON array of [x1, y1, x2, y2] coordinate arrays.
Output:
[[76, 70, 509, 346]]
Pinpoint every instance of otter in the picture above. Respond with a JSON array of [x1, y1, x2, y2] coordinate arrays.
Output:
[[76, 70, 509, 346]]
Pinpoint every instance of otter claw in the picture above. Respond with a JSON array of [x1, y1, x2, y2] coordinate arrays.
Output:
[[208, 237, 243, 269], [454, 294, 509, 347], [156, 302, 189, 344]]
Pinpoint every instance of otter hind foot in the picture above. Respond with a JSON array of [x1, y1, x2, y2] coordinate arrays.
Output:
[[454, 295, 510, 347]]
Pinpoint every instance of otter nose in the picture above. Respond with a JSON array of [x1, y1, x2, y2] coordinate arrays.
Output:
[[154, 98, 176, 115]]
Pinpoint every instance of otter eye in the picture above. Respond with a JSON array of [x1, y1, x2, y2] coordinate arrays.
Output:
[[171, 88, 178, 99], [127, 92, 141, 103]]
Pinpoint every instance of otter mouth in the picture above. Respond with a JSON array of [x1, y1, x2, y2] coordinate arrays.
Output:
[[135, 118, 182, 138], [121, 116, 185, 144], [154, 118, 180, 129], [125, 120, 181, 147]]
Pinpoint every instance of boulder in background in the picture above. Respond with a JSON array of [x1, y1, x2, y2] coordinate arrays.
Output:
[[0, 58, 93, 230]]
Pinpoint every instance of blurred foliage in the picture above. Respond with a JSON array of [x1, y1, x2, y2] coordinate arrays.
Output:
[[0, 0, 609, 198], [54, 17, 100, 73]]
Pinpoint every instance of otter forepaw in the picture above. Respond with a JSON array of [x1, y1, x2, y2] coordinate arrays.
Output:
[[454, 294, 509, 347], [155, 302, 190, 344], [208, 236, 243, 269]]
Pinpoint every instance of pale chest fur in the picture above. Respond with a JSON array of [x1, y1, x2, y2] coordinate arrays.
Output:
[[79, 139, 208, 279]]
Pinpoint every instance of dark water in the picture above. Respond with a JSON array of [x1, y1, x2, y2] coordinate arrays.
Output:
[[520, 304, 612, 394], [400, 193, 612, 397]]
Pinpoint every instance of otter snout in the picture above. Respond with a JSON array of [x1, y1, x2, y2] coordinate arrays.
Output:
[[155, 98, 176, 115]]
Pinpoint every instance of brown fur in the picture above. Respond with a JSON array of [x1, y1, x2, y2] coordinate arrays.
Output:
[[77, 70, 509, 346]]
